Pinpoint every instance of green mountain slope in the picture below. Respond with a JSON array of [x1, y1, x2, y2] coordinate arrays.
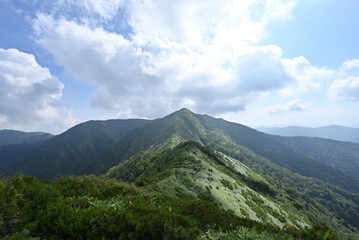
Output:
[[2, 108, 359, 236], [0, 143, 39, 170], [196, 115, 359, 193], [107, 141, 309, 228], [0, 130, 53, 174], [3, 119, 150, 179], [106, 140, 359, 236], [88, 109, 359, 235], [87, 108, 205, 174], [276, 136, 359, 182], [92, 108, 359, 194], [0, 129, 53, 147]]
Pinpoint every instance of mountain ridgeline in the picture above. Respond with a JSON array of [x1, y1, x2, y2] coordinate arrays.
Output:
[[107, 141, 309, 228], [259, 125, 359, 143], [0, 130, 53, 147], [1, 108, 359, 238], [1, 119, 150, 178]]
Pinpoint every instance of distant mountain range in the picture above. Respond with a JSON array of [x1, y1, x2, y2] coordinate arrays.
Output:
[[258, 125, 359, 143], [0, 130, 53, 169], [1, 119, 150, 178], [1, 108, 359, 236], [0, 129, 53, 147]]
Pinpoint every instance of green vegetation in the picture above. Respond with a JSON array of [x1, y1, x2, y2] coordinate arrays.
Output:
[[0, 130, 52, 147], [107, 109, 359, 235], [0, 130, 53, 172], [277, 136, 359, 182], [2, 119, 150, 179], [107, 141, 311, 229], [0, 175, 333, 240], [201, 115, 359, 194], [1, 108, 359, 238], [203, 226, 337, 240]]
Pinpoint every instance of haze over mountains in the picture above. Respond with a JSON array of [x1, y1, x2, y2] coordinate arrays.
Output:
[[1, 108, 359, 237], [259, 125, 359, 143]]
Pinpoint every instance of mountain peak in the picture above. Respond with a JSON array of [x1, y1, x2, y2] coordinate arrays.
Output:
[[163, 108, 197, 121], [174, 108, 193, 115]]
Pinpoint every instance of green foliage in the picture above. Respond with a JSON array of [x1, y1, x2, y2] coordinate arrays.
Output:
[[0, 175, 277, 240], [204, 225, 340, 240], [1, 175, 342, 239], [278, 136, 359, 182], [240, 208, 249, 217], [204, 227, 291, 240], [220, 179, 234, 190], [107, 138, 359, 236], [198, 187, 215, 202]]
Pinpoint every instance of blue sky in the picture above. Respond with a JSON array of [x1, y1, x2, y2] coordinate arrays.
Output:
[[0, 0, 358, 133]]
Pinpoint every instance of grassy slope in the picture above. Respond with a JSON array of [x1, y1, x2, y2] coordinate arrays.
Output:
[[107, 141, 310, 229], [2, 175, 326, 240], [101, 109, 359, 236], [199, 114, 359, 194]]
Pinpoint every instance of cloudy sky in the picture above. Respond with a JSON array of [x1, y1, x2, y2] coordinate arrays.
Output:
[[0, 0, 359, 133]]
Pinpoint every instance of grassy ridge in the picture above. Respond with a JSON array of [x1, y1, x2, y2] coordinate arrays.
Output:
[[0, 175, 338, 240], [107, 141, 309, 228]]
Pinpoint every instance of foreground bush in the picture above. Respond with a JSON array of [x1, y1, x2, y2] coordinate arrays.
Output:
[[0, 175, 339, 239]]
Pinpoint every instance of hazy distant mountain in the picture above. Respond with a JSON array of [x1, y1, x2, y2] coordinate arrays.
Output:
[[2, 119, 151, 178], [0, 130, 53, 171], [258, 125, 359, 143], [0, 129, 53, 147]]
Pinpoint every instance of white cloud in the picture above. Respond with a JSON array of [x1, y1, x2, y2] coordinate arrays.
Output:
[[0, 48, 77, 133], [340, 59, 359, 72], [33, 0, 342, 118], [127, 0, 295, 48], [327, 58, 359, 101], [279, 56, 333, 97], [328, 75, 359, 100], [267, 99, 311, 115]]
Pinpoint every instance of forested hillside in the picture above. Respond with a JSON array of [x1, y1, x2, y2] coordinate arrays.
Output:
[[0, 130, 52, 147], [2, 119, 150, 178], [1, 109, 359, 238]]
